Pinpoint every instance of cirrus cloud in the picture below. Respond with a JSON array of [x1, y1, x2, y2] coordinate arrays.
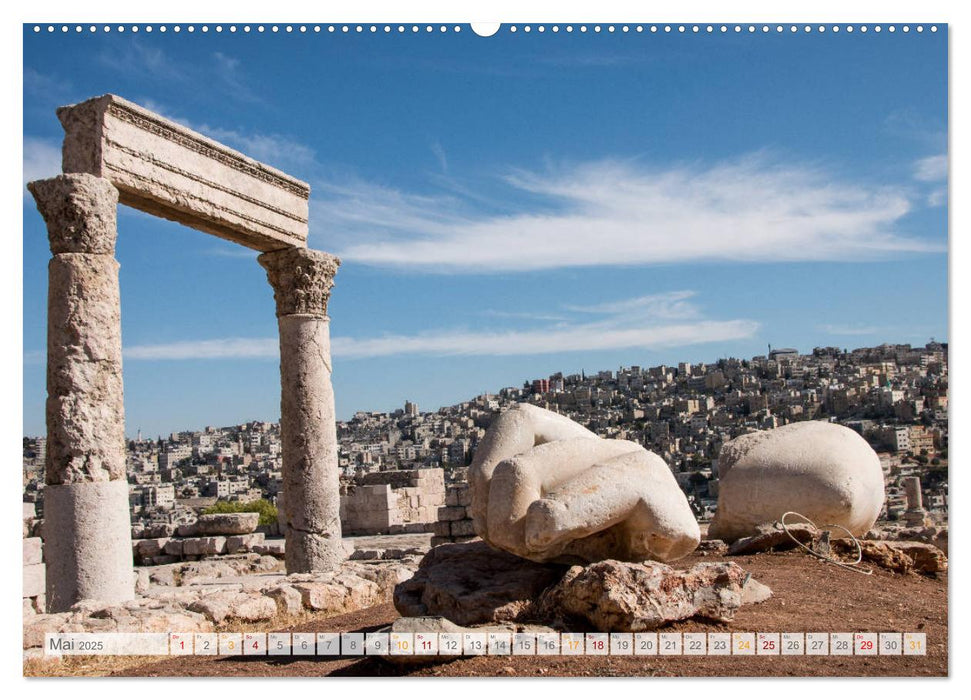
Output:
[[320, 154, 941, 273]]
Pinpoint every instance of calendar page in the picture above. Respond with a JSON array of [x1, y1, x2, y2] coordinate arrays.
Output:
[[20, 0, 951, 686]]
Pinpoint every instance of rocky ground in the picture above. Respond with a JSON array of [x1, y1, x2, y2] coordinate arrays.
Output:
[[27, 542, 947, 678]]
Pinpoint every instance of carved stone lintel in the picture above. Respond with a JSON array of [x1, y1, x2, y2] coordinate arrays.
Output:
[[27, 174, 119, 255], [259, 247, 340, 317]]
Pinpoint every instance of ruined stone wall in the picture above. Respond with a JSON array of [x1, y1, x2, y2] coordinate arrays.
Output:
[[340, 468, 445, 536], [431, 483, 476, 545]]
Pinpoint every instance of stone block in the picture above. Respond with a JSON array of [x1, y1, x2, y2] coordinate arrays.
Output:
[[182, 536, 227, 556], [23, 537, 43, 566], [438, 506, 466, 522], [226, 532, 265, 554], [253, 541, 286, 558], [136, 538, 170, 559], [432, 521, 452, 537], [195, 513, 259, 535], [451, 519, 476, 537], [23, 502, 36, 521], [24, 563, 46, 598], [163, 539, 184, 557]]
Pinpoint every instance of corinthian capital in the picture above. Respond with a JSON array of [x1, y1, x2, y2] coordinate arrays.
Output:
[[259, 247, 341, 317], [27, 174, 119, 255]]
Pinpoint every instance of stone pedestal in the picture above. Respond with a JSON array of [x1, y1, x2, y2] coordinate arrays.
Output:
[[27, 174, 134, 612], [259, 248, 344, 573]]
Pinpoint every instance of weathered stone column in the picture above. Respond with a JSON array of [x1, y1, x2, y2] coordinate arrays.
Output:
[[903, 476, 924, 511], [27, 174, 134, 612], [259, 248, 344, 573], [902, 475, 930, 527]]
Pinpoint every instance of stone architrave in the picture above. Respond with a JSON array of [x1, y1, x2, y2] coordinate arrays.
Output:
[[27, 173, 134, 612], [259, 247, 344, 573], [56, 94, 309, 251]]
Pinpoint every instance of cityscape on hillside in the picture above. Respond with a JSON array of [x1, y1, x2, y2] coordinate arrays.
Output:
[[23, 341, 949, 534]]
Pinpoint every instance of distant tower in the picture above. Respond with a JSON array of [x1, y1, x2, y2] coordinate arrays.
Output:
[[404, 400, 419, 418], [136, 428, 142, 442]]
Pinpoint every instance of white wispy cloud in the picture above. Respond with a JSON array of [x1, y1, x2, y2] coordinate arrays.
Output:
[[565, 291, 700, 320], [325, 154, 940, 272], [430, 142, 448, 173], [23, 137, 62, 189], [113, 291, 757, 361], [124, 337, 279, 361], [913, 154, 947, 182], [330, 319, 757, 359], [480, 310, 571, 322]]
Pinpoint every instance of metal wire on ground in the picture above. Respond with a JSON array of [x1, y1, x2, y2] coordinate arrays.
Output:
[[780, 511, 873, 575]]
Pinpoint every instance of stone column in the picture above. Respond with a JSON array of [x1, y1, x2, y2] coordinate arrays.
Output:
[[27, 174, 134, 612], [903, 476, 924, 511], [902, 475, 930, 527], [259, 248, 344, 573]]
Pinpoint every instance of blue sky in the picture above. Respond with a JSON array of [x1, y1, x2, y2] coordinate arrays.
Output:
[[22, 24, 947, 438]]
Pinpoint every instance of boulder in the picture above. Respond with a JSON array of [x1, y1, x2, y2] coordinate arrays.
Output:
[[831, 539, 948, 575], [394, 540, 567, 626], [695, 539, 729, 556], [538, 559, 759, 631], [727, 523, 816, 555], [897, 526, 948, 555], [188, 591, 277, 624], [291, 575, 381, 614], [709, 422, 885, 542], [195, 513, 260, 535], [263, 585, 304, 617]]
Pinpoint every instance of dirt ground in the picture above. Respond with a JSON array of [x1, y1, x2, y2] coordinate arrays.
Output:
[[40, 549, 947, 678]]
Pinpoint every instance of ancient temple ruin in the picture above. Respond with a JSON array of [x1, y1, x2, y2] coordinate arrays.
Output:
[[28, 94, 344, 612]]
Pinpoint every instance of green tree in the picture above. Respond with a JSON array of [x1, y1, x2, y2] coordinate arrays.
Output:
[[203, 498, 277, 526]]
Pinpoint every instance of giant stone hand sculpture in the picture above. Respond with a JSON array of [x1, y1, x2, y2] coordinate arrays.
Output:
[[470, 404, 700, 564]]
